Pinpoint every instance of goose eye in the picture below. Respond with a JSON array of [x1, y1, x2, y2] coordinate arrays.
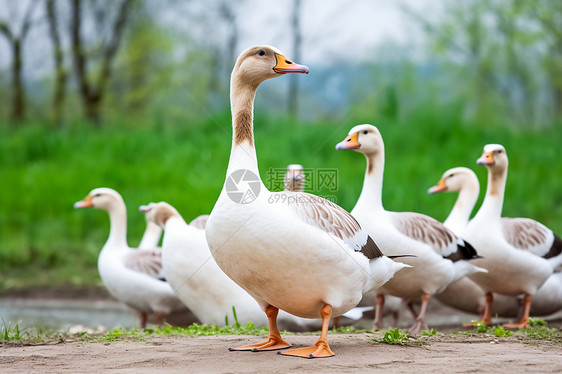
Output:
[[363, 130, 368, 134], [449, 174, 454, 178], [497, 150, 502, 154], [257, 50, 265, 56], [93, 194, 101, 197]]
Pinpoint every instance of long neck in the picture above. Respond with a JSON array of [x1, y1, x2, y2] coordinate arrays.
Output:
[[105, 202, 128, 250], [353, 150, 385, 213], [475, 166, 507, 221], [227, 76, 259, 176], [444, 179, 479, 232]]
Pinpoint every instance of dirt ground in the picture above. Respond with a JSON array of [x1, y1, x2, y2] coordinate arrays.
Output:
[[2, 328, 561, 374]]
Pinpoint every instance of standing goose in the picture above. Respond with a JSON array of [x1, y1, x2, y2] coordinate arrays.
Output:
[[206, 46, 407, 358], [74, 188, 188, 328], [449, 147, 562, 327], [141, 201, 339, 331], [430, 167, 562, 318], [336, 124, 485, 334]]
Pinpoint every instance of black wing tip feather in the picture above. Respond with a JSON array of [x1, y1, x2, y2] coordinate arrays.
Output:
[[446, 239, 480, 262], [544, 233, 562, 259], [387, 255, 417, 259], [361, 235, 384, 260]]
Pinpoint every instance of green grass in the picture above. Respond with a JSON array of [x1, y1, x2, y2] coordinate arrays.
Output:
[[373, 328, 413, 345], [1, 320, 22, 341], [1, 107, 561, 290]]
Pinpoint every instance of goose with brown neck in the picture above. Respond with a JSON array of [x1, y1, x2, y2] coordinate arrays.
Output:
[[336, 124, 486, 334], [429, 166, 562, 318], [205, 46, 407, 358], [74, 188, 188, 328], [141, 201, 357, 331], [461, 144, 562, 328]]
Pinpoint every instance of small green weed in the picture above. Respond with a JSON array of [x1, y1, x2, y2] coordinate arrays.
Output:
[[422, 328, 440, 336], [527, 318, 547, 327], [1, 320, 22, 341], [519, 326, 560, 339], [492, 326, 513, 337], [374, 328, 411, 345], [471, 320, 490, 333]]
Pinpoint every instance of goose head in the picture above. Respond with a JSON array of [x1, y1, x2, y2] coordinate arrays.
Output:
[[284, 164, 305, 192], [232, 45, 309, 88], [335, 124, 383, 156], [74, 187, 124, 211], [139, 202, 179, 229], [476, 144, 508, 173], [428, 167, 478, 194]]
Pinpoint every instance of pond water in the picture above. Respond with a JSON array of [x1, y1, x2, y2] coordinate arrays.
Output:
[[0, 298, 137, 331]]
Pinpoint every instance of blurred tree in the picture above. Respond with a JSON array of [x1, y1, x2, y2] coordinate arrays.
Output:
[[530, 0, 562, 119], [69, 0, 135, 125], [46, 0, 67, 126], [0, 0, 40, 123], [405, 0, 562, 126]]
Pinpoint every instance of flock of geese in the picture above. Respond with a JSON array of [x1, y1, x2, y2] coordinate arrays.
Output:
[[74, 46, 562, 359]]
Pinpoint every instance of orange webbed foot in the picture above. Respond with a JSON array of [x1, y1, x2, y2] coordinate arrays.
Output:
[[229, 336, 292, 352], [502, 321, 530, 329], [278, 338, 334, 359]]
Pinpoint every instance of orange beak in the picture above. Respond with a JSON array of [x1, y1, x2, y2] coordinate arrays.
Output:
[[477, 151, 494, 166], [428, 178, 447, 194], [273, 53, 309, 74], [335, 132, 361, 150], [74, 195, 93, 209]]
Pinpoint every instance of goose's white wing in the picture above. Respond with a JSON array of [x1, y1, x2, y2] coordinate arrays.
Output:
[[390, 212, 458, 257], [284, 192, 383, 259], [123, 248, 164, 279], [501, 217, 559, 258]]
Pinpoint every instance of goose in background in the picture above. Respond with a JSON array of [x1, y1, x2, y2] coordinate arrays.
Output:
[[463, 144, 562, 328], [284, 164, 305, 192], [431, 165, 562, 320], [74, 188, 189, 328], [205, 46, 407, 358], [336, 124, 486, 334], [138, 214, 163, 249]]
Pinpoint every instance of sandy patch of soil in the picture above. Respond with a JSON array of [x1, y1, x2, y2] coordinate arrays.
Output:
[[2, 329, 561, 374]]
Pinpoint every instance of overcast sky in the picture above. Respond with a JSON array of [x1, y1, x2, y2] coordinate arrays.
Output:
[[0, 0, 438, 83]]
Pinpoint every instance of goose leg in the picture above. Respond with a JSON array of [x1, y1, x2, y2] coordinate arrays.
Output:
[[373, 294, 385, 330], [279, 304, 335, 358], [464, 292, 493, 326], [229, 305, 291, 352], [139, 312, 147, 329], [503, 294, 531, 329], [407, 300, 419, 319], [408, 293, 430, 335]]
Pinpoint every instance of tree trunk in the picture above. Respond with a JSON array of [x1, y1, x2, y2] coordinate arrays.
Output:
[[11, 38, 25, 122], [70, 0, 133, 126], [46, 0, 67, 126]]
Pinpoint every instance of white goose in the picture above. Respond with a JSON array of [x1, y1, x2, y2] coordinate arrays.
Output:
[[141, 201, 339, 331], [205, 46, 407, 358], [74, 188, 188, 328], [336, 124, 485, 334], [284, 164, 305, 192], [433, 163, 562, 321], [138, 214, 163, 249]]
